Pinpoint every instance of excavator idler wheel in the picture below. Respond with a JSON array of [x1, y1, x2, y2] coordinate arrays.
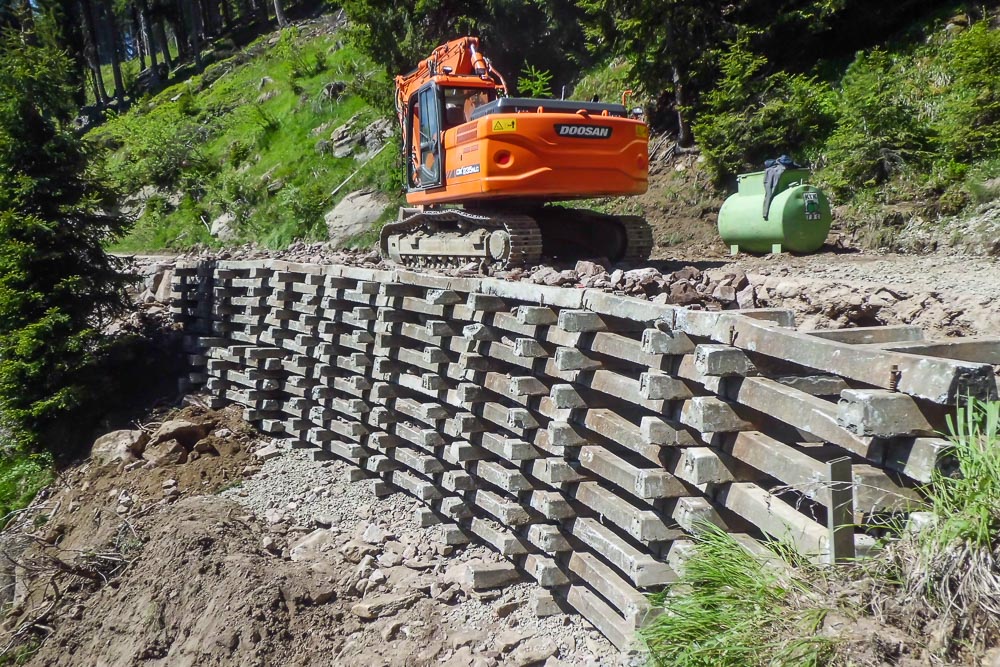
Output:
[[488, 231, 511, 261]]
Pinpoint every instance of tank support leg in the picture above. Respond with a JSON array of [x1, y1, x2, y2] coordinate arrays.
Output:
[[771, 243, 783, 254], [730, 245, 740, 256]]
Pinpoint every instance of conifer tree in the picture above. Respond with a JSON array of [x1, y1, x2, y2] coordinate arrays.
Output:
[[0, 21, 133, 450]]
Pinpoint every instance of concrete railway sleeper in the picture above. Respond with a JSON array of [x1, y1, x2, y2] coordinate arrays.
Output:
[[171, 259, 993, 649]]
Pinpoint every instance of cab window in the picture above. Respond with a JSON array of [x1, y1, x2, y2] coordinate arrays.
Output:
[[442, 87, 496, 128]]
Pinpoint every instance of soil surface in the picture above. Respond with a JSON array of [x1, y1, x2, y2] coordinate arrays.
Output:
[[0, 405, 624, 667]]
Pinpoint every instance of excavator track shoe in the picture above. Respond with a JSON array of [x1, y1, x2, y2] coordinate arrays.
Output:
[[379, 209, 542, 269]]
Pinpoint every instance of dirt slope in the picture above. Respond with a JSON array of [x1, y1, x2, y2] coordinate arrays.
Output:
[[0, 405, 620, 667]]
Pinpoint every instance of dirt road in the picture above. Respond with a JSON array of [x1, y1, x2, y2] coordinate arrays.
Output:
[[689, 250, 1000, 336]]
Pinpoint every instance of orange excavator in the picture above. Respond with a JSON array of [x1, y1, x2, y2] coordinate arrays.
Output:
[[378, 36, 653, 268]]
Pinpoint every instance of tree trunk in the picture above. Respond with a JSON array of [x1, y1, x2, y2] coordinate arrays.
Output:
[[273, 0, 286, 27], [88, 69, 104, 106], [102, 0, 126, 104], [79, 0, 109, 105], [220, 0, 233, 31], [59, 3, 89, 106], [252, 0, 268, 27], [131, 4, 146, 71], [188, 0, 204, 68], [153, 18, 173, 70], [18, 0, 36, 36], [234, 0, 252, 25], [171, 0, 189, 60], [672, 64, 693, 148], [199, 0, 217, 38], [137, 0, 159, 82]]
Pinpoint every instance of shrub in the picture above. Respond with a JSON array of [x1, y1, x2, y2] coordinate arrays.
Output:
[[335, 55, 392, 113], [693, 37, 836, 179], [227, 138, 252, 166], [821, 49, 933, 194], [176, 84, 198, 116], [93, 107, 202, 190], [0, 453, 53, 522], [934, 23, 1000, 164], [313, 50, 328, 74]]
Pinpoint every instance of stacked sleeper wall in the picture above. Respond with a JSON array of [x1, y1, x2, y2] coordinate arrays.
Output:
[[171, 259, 989, 650], [172, 262, 221, 392]]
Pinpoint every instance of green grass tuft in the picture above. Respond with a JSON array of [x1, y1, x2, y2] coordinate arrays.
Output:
[[927, 399, 1000, 550], [0, 453, 53, 526], [641, 524, 834, 667]]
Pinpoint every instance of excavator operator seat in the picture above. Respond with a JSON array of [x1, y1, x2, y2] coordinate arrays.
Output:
[[444, 104, 465, 129]]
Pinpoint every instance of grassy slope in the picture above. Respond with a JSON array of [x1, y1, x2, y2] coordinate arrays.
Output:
[[91, 22, 399, 252]]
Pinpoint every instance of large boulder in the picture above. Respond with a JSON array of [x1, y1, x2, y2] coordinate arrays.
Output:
[[144, 438, 187, 467], [153, 267, 174, 302], [148, 419, 210, 449], [668, 280, 702, 306], [143, 262, 171, 292], [210, 212, 237, 242], [91, 430, 149, 465], [324, 190, 390, 247]]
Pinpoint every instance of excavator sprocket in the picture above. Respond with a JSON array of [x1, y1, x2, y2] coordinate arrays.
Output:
[[379, 209, 543, 269]]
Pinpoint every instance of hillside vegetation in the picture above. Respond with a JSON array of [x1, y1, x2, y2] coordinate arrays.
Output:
[[691, 12, 1000, 247], [79, 0, 1000, 253], [90, 21, 397, 251], [570, 3, 1000, 249]]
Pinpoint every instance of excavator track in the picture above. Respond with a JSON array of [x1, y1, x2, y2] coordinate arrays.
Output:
[[533, 208, 654, 264], [616, 215, 655, 263], [379, 207, 653, 269], [379, 209, 543, 269]]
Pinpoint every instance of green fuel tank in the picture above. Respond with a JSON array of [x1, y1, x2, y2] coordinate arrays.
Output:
[[717, 168, 832, 254]]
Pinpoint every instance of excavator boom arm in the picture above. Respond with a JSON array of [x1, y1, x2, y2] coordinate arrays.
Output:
[[394, 37, 507, 133]]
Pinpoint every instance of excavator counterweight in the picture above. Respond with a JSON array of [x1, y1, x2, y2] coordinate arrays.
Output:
[[380, 36, 652, 268]]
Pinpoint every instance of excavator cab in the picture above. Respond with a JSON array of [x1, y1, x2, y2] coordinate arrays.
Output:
[[404, 83, 497, 191]]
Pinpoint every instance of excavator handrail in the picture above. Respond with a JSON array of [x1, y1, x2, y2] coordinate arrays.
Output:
[[468, 97, 630, 120]]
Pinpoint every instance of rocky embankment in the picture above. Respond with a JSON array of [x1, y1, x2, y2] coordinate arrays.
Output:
[[154, 241, 1000, 337]]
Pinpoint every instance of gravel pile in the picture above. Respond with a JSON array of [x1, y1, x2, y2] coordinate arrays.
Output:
[[222, 441, 634, 666], [170, 242, 745, 310]]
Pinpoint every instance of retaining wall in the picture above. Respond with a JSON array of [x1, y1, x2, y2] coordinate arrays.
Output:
[[170, 259, 997, 649]]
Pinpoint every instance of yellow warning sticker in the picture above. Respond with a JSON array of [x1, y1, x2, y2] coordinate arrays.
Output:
[[635, 124, 649, 138], [492, 119, 517, 132]]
